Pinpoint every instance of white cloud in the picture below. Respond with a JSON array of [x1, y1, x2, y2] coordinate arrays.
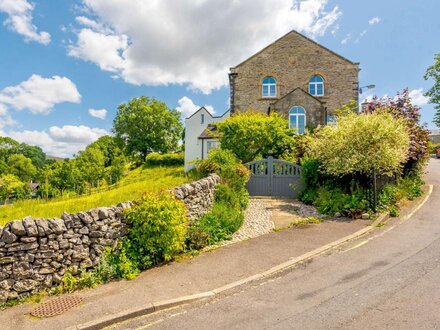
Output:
[[341, 34, 351, 44], [0, 0, 51, 45], [176, 96, 215, 118], [88, 108, 107, 119], [409, 88, 430, 107], [68, 28, 128, 73], [75, 15, 112, 34], [9, 125, 109, 158], [68, 0, 342, 94], [0, 74, 81, 114], [368, 17, 381, 25]]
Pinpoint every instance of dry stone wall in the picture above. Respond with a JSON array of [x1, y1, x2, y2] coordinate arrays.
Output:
[[0, 174, 220, 303], [173, 174, 221, 221]]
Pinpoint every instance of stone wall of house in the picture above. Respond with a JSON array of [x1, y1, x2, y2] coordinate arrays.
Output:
[[231, 31, 359, 119], [0, 175, 220, 303], [271, 88, 324, 127]]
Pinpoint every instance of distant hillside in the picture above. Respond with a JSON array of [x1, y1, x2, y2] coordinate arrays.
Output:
[[46, 155, 67, 162]]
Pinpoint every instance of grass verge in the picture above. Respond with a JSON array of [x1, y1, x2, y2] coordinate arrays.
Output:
[[0, 166, 188, 226]]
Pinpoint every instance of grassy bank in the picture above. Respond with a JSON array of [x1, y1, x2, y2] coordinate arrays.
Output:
[[0, 166, 188, 226]]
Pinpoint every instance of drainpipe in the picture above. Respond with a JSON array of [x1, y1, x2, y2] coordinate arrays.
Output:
[[229, 71, 238, 114], [201, 140, 204, 160]]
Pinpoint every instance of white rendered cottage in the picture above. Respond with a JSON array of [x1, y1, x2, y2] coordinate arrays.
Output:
[[184, 107, 230, 172]]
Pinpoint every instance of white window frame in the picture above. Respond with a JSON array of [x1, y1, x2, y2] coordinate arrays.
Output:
[[262, 77, 277, 98], [289, 106, 307, 134], [309, 75, 325, 97]]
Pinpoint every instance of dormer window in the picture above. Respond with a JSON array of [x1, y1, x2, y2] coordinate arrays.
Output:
[[262, 77, 277, 97], [309, 75, 324, 96]]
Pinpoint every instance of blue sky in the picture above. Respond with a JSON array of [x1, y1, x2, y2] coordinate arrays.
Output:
[[0, 0, 438, 157]]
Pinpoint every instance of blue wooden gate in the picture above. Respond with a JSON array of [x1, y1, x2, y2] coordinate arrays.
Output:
[[245, 157, 303, 197]]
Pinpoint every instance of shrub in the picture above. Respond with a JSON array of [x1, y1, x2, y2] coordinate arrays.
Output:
[[216, 111, 297, 163], [196, 149, 250, 193], [121, 192, 188, 270], [188, 149, 249, 250], [61, 250, 116, 292], [364, 89, 431, 172], [313, 187, 369, 218], [195, 202, 244, 244], [308, 112, 410, 177], [215, 184, 249, 211], [378, 185, 399, 209], [145, 153, 184, 166], [196, 149, 239, 175], [378, 171, 424, 214]]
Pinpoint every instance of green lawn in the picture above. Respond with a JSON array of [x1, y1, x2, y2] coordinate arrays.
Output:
[[0, 166, 189, 226]]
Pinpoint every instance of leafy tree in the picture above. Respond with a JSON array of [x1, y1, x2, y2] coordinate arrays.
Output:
[[308, 112, 410, 176], [0, 137, 19, 163], [424, 54, 440, 127], [85, 135, 125, 168], [75, 147, 106, 192], [0, 174, 29, 202], [18, 144, 46, 168], [113, 97, 183, 162], [216, 112, 297, 163], [7, 154, 37, 181], [106, 155, 126, 185], [363, 89, 430, 171]]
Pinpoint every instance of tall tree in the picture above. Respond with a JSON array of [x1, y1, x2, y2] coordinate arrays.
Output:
[[113, 97, 183, 162], [424, 54, 440, 127], [7, 154, 37, 181], [18, 144, 46, 168]]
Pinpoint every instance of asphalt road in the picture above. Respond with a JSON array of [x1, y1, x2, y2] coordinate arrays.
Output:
[[112, 158, 440, 330]]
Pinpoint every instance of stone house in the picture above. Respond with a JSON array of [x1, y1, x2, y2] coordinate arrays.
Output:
[[184, 30, 359, 170], [229, 30, 359, 131]]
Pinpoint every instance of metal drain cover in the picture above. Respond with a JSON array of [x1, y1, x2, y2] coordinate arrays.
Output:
[[31, 296, 83, 318]]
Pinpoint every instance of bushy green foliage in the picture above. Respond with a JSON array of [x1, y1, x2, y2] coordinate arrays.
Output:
[[0, 174, 30, 202], [145, 153, 184, 166], [60, 250, 116, 293], [364, 89, 430, 171], [308, 112, 410, 176], [196, 149, 250, 192], [313, 187, 369, 218], [216, 112, 297, 163], [187, 148, 250, 250], [378, 170, 424, 215], [215, 184, 249, 211], [118, 192, 188, 271], [191, 202, 244, 245]]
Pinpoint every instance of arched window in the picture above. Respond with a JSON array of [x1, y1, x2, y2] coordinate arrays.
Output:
[[289, 106, 306, 134], [309, 75, 324, 96], [262, 77, 277, 97]]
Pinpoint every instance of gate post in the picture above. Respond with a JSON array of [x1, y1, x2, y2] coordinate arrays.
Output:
[[268, 156, 273, 196]]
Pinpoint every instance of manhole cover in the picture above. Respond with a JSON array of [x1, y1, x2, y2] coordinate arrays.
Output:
[[31, 296, 83, 318]]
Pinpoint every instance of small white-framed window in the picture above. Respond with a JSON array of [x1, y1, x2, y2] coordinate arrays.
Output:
[[309, 75, 324, 96], [201, 113, 205, 124], [289, 106, 306, 134], [207, 140, 219, 153], [262, 77, 277, 97]]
